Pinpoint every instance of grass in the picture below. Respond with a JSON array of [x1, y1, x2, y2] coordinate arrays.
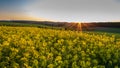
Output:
[[93, 27, 120, 33], [0, 22, 64, 30], [0, 22, 120, 34]]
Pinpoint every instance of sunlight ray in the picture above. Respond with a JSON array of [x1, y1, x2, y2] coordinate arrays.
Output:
[[77, 22, 82, 32]]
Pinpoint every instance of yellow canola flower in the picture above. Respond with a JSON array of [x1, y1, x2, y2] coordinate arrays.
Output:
[[3, 41, 10, 46], [55, 56, 62, 61]]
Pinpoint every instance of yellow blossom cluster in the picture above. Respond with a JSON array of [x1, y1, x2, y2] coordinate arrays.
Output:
[[0, 26, 120, 68]]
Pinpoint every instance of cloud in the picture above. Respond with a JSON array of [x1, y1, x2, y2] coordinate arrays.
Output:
[[1, 0, 120, 22], [29, 0, 120, 12], [26, 0, 120, 22]]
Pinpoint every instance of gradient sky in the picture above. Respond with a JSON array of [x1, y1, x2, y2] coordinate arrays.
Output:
[[0, 0, 120, 22]]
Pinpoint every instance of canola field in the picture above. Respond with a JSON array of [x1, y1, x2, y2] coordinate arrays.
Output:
[[0, 26, 120, 68]]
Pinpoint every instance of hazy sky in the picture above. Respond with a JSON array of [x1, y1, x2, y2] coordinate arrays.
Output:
[[0, 0, 120, 22]]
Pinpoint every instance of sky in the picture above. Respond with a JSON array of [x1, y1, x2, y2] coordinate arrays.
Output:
[[0, 0, 120, 22]]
